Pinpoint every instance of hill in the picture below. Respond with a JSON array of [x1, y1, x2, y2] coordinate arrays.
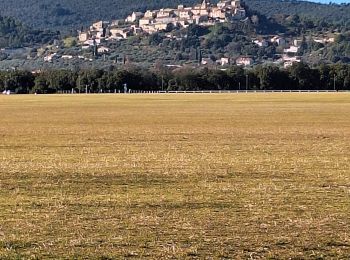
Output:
[[0, 0, 198, 32], [0, 16, 59, 49], [0, 0, 349, 31], [247, 0, 350, 25]]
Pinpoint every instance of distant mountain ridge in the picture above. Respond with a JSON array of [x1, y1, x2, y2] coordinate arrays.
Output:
[[0, 0, 349, 31]]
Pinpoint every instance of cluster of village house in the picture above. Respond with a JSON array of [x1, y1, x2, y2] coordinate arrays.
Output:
[[41, 0, 335, 68], [251, 36, 335, 68], [78, 0, 245, 45], [43, 32, 335, 68], [202, 35, 330, 67], [200, 34, 335, 68]]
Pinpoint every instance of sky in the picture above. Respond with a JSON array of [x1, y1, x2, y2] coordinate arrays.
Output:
[[306, 0, 350, 3]]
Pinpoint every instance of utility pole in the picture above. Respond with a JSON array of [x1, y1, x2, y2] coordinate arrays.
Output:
[[4, 76, 8, 92], [333, 74, 336, 91], [77, 75, 81, 94], [98, 78, 102, 93], [161, 75, 164, 91], [246, 74, 248, 92]]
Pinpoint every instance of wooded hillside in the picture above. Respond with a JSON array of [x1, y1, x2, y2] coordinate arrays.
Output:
[[0, 0, 349, 31], [0, 16, 59, 49]]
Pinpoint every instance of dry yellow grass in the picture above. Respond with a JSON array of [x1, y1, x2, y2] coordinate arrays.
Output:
[[0, 93, 349, 259]]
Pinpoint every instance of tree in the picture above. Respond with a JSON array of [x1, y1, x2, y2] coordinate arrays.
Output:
[[226, 65, 245, 90], [289, 62, 320, 89], [33, 73, 50, 93], [207, 69, 231, 90], [148, 33, 163, 46], [3, 71, 34, 93]]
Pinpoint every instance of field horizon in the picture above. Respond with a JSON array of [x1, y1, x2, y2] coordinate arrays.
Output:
[[0, 93, 349, 258]]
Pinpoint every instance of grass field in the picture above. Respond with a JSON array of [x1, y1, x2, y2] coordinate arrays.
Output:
[[0, 93, 349, 259]]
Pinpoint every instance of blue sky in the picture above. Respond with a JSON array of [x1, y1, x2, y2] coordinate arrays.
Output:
[[306, 0, 350, 3]]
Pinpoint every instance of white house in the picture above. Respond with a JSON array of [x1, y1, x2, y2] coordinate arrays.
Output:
[[98, 46, 110, 53], [313, 37, 335, 44], [284, 59, 300, 68], [253, 39, 268, 47], [109, 28, 133, 39], [61, 55, 73, 60], [126, 12, 144, 23], [139, 18, 153, 27], [144, 10, 157, 19], [233, 8, 246, 19], [293, 39, 303, 47], [218, 57, 230, 66], [283, 46, 299, 54], [78, 32, 89, 42], [44, 53, 58, 62], [91, 21, 109, 30], [202, 58, 216, 65], [236, 56, 253, 66], [271, 36, 286, 46]]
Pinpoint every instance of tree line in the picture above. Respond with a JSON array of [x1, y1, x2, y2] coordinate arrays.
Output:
[[1, 63, 350, 94]]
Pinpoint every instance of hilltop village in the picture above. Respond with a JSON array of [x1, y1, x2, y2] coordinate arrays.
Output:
[[1, 0, 342, 71], [70, 0, 336, 69], [78, 0, 246, 43]]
